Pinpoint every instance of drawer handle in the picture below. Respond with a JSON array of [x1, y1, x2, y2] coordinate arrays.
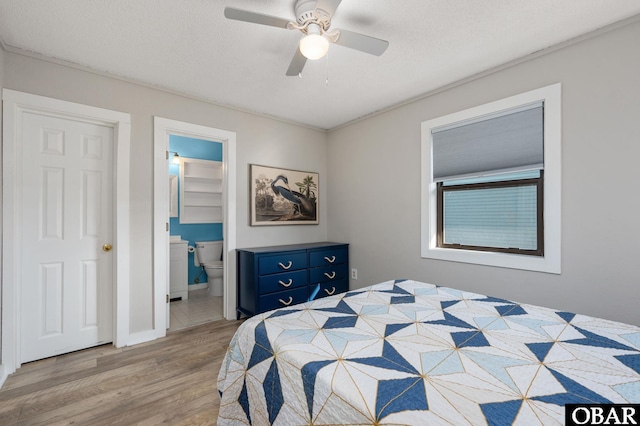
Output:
[[324, 287, 336, 296], [324, 271, 336, 279], [324, 255, 336, 263], [278, 261, 293, 270], [279, 296, 293, 306], [278, 279, 293, 287]]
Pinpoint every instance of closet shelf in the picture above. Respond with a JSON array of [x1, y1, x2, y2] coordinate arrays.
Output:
[[180, 157, 223, 224], [184, 176, 222, 182], [184, 200, 223, 207], [183, 189, 219, 194]]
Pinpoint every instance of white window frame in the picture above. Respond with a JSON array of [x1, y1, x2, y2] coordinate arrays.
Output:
[[421, 83, 561, 274]]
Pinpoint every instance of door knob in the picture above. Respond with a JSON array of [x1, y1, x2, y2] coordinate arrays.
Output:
[[103, 243, 113, 252]]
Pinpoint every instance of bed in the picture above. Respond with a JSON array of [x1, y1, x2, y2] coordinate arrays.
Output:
[[217, 279, 640, 425]]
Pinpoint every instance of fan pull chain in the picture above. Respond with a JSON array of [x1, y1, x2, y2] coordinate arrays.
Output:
[[325, 52, 330, 86]]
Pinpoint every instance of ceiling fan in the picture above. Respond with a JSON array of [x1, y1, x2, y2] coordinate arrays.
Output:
[[224, 0, 389, 76]]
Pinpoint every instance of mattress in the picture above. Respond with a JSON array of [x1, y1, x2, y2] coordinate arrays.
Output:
[[217, 279, 640, 425]]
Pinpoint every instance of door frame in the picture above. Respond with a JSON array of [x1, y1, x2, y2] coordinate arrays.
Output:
[[1, 89, 131, 382], [153, 117, 236, 332]]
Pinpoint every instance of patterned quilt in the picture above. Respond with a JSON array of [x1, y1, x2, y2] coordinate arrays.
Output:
[[217, 279, 640, 425]]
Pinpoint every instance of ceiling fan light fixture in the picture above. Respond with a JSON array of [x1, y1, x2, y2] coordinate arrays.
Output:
[[224, 3, 389, 76], [300, 23, 329, 60]]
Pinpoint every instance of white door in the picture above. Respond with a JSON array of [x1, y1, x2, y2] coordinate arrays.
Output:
[[20, 111, 114, 363]]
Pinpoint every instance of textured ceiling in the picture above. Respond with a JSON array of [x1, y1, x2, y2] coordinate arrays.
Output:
[[1, 1, 640, 130]]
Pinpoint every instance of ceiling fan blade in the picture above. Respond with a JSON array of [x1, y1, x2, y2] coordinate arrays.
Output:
[[224, 7, 291, 29], [314, 0, 342, 18], [286, 46, 308, 76], [333, 29, 389, 56]]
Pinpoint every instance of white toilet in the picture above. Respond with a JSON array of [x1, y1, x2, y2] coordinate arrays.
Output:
[[194, 241, 224, 297]]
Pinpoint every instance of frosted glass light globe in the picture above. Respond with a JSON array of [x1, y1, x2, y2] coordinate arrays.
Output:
[[300, 33, 329, 60]]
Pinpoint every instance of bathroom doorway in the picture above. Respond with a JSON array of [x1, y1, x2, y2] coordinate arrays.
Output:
[[153, 117, 237, 334], [168, 138, 223, 331]]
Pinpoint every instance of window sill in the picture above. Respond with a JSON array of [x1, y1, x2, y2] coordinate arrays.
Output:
[[421, 246, 560, 274]]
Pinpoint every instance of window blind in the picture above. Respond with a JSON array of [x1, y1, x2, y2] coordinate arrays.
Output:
[[443, 185, 538, 250], [432, 102, 543, 182]]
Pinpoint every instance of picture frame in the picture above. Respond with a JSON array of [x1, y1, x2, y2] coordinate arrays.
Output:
[[250, 164, 319, 226]]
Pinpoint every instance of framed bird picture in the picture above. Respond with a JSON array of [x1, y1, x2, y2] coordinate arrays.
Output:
[[250, 164, 319, 226]]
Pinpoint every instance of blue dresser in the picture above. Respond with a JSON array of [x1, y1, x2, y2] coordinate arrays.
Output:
[[236, 242, 349, 318]]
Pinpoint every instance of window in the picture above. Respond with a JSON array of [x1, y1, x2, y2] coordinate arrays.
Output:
[[438, 170, 543, 255], [421, 84, 561, 273]]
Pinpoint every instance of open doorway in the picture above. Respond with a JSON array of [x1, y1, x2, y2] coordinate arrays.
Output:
[[153, 117, 236, 334], [168, 136, 223, 330]]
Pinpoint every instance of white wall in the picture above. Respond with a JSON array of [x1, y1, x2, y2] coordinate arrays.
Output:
[[1, 51, 328, 334], [0, 46, 4, 361], [327, 19, 640, 326], [0, 45, 4, 86]]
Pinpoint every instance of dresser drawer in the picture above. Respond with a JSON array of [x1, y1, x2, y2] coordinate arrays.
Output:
[[259, 270, 308, 295], [316, 279, 348, 300], [258, 251, 307, 275], [259, 287, 309, 312], [309, 263, 348, 284], [309, 247, 348, 267]]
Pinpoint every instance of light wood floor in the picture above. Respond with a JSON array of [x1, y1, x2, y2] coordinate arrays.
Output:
[[0, 319, 243, 425]]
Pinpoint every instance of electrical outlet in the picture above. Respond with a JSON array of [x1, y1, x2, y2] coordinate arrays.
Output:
[[351, 268, 358, 280]]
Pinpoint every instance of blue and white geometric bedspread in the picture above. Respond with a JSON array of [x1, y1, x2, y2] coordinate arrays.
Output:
[[217, 279, 640, 425]]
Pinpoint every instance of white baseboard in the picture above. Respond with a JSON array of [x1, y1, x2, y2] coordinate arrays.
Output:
[[189, 283, 208, 291], [0, 364, 10, 389]]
